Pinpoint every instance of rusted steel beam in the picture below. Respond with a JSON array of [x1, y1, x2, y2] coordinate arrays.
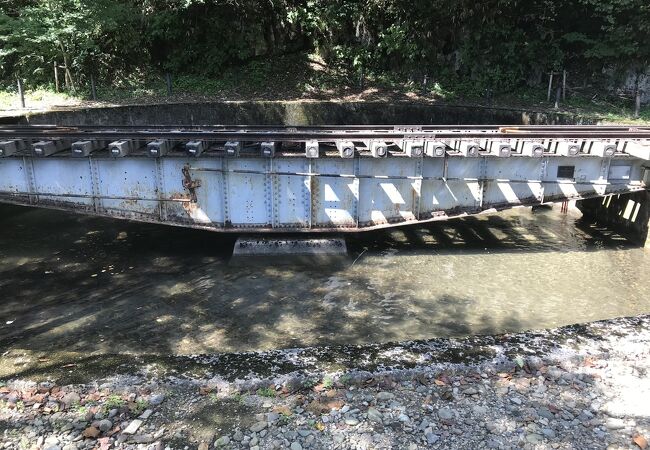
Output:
[[0, 125, 648, 233]]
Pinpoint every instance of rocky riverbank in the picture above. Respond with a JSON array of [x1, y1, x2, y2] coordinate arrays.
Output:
[[1, 315, 649, 450]]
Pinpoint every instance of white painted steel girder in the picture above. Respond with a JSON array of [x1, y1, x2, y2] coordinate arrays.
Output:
[[0, 154, 646, 232]]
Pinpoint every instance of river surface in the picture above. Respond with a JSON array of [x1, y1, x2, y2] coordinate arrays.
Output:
[[0, 203, 648, 356]]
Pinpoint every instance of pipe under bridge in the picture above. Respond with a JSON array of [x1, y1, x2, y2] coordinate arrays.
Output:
[[0, 124, 648, 233]]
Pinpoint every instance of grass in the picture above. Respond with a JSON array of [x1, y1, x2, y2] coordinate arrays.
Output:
[[256, 387, 276, 398], [302, 378, 318, 390], [1, 51, 648, 124], [102, 394, 126, 413], [131, 399, 149, 415], [322, 377, 334, 389], [73, 403, 89, 417]]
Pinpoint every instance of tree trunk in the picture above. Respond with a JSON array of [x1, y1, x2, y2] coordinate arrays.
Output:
[[59, 40, 76, 92], [634, 74, 641, 119], [54, 61, 59, 92]]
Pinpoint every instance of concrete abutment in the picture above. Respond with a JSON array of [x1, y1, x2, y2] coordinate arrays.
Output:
[[577, 189, 650, 248]]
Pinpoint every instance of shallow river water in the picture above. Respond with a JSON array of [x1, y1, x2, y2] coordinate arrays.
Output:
[[0, 203, 648, 356]]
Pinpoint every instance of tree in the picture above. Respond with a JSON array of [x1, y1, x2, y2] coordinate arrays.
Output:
[[0, 0, 145, 88]]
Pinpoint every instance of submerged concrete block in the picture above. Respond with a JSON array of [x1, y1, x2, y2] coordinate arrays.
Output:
[[233, 237, 348, 257]]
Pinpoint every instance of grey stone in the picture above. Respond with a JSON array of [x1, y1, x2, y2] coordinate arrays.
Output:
[[376, 392, 395, 401], [605, 418, 625, 430], [472, 405, 488, 416], [290, 443, 302, 450], [345, 417, 360, 426], [214, 436, 230, 447], [138, 409, 153, 419], [45, 437, 60, 447], [526, 433, 543, 444], [425, 432, 440, 444], [122, 419, 143, 435], [538, 407, 555, 420], [131, 434, 153, 444], [250, 422, 267, 433], [98, 419, 112, 432], [367, 407, 383, 423], [61, 393, 81, 406], [233, 430, 244, 441], [149, 394, 165, 406], [437, 408, 454, 420], [542, 428, 556, 439]]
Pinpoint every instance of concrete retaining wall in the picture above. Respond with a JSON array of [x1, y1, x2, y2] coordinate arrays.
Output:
[[577, 190, 650, 248], [20, 101, 601, 126]]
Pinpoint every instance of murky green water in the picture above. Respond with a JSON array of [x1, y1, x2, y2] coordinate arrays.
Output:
[[0, 203, 648, 357]]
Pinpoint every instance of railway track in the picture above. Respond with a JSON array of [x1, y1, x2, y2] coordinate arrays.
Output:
[[1, 124, 650, 159]]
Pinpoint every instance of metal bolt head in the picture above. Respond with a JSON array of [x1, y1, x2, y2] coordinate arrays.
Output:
[[461, 143, 480, 157], [370, 141, 388, 158], [261, 142, 276, 157], [341, 146, 354, 158], [305, 140, 319, 158], [498, 144, 512, 157]]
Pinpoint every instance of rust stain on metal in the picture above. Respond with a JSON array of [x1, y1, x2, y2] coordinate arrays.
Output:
[[169, 192, 196, 217], [182, 164, 202, 203]]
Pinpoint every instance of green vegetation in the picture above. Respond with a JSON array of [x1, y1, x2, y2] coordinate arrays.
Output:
[[131, 399, 148, 416], [301, 377, 318, 390], [256, 387, 277, 398], [102, 394, 126, 412], [322, 377, 334, 390], [0, 0, 648, 117]]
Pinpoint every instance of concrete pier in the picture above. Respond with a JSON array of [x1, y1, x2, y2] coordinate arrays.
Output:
[[577, 190, 650, 247]]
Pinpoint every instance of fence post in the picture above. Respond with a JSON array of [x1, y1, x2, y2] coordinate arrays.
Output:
[[90, 74, 97, 101], [165, 73, 173, 96], [17, 78, 25, 108]]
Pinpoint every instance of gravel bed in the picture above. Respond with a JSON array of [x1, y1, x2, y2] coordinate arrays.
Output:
[[1, 315, 649, 449]]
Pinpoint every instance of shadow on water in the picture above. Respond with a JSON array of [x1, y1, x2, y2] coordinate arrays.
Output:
[[0, 203, 648, 365]]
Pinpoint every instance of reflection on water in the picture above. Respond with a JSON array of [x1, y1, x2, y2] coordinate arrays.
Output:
[[0, 203, 648, 356]]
